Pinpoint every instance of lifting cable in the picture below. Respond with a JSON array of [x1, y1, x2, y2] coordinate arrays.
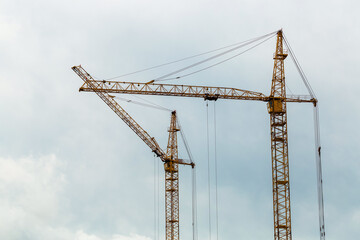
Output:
[[205, 101, 220, 240], [192, 165, 198, 240], [206, 101, 212, 240], [157, 157, 160, 240], [154, 32, 278, 82], [313, 105, 325, 239], [213, 102, 219, 240], [283, 33, 325, 239], [100, 30, 279, 81], [153, 154, 158, 240]]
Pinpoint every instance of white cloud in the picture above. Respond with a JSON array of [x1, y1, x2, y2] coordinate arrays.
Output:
[[0, 155, 67, 239], [0, 17, 20, 41], [352, 209, 360, 228], [75, 230, 102, 240], [109, 234, 151, 240], [0, 155, 153, 240], [75, 231, 151, 240], [0, 154, 65, 218]]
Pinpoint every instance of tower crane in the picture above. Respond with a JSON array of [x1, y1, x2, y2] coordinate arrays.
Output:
[[72, 65, 194, 240], [75, 30, 325, 240]]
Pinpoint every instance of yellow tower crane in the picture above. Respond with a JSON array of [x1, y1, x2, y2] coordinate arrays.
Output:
[[75, 30, 325, 240], [72, 65, 194, 240], [268, 30, 291, 239]]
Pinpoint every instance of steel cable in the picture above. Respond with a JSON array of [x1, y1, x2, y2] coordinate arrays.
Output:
[[177, 116, 198, 240], [154, 32, 278, 82], [283, 34, 316, 99], [101, 30, 279, 81], [283, 33, 325, 239], [154, 154, 157, 240], [114, 96, 172, 112], [206, 101, 212, 240], [213, 102, 219, 240]]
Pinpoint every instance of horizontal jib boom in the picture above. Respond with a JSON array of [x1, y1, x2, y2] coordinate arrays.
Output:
[[79, 80, 268, 101], [79, 80, 315, 103]]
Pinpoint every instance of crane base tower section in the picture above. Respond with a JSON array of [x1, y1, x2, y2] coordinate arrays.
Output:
[[164, 111, 180, 240], [269, 30, 292, 240]]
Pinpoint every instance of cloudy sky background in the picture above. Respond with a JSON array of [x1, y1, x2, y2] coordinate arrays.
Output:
[[1, 0, 359, 239]]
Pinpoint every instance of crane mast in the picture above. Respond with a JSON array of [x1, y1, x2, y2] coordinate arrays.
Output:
[[268, 30, 291, 240], [164, 111, 180, 240]]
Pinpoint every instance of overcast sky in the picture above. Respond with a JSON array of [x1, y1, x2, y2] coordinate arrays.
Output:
[[0, 0, 359, 240]]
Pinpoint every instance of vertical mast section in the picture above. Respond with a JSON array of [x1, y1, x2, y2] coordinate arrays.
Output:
[[164, 111, 180, 240], [268, 30, 292, 240]]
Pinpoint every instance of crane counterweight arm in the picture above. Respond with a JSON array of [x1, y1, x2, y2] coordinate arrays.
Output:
[[72, 65, 166, 159], [79, 80, 316, 103]]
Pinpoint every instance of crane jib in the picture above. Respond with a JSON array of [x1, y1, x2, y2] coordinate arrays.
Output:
[[79, 80, 315, 103]]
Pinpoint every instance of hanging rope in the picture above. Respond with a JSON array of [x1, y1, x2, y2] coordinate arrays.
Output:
[[206, 101, 212, 240], [192, 166, 198, 240], [213, 102, 219, 240], [158, 158, 160, 240], [154, 32, 278, 82], [153, 154, 157, 240], [313, 105, 326, 239]]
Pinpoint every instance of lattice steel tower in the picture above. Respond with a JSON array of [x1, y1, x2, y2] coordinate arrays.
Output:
[[164, 111, 180, 240], [268, 30, 291, 240]]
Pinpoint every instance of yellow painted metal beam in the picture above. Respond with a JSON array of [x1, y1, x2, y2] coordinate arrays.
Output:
[[79, 80, 316, 103]]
